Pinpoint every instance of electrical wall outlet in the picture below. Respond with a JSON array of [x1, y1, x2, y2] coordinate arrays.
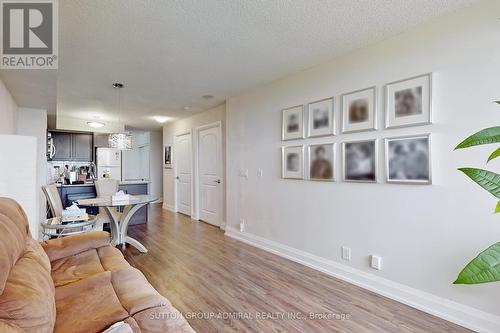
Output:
[[239, 219, 246, 232], [370, 255, 382, 270], [257, 168, 263, 177], [341, 246, 351, 261]]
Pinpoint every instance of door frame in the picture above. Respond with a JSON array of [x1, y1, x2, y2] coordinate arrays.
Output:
[[173, 130, 193, 216], [193, 121, 223, 226]]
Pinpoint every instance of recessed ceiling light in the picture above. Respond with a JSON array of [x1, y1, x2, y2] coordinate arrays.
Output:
[[87, 121, 105, 128], [202, 95, 214, 99], [182, 105, 191, 110], [153, 116, 170, 124]]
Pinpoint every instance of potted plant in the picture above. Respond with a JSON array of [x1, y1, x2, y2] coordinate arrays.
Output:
[[454, 103, 500, 284]]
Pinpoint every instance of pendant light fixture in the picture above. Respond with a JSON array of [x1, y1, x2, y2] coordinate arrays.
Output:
[[108, 82, 132, 150]]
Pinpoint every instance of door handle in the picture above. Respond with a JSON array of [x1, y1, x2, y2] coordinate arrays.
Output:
[[214, 179, 221, 184], [176, 176, 180, 180]]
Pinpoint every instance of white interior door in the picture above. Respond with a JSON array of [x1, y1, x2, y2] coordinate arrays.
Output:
[[198, 124, 222, 226], [175, 132, 192, 216]]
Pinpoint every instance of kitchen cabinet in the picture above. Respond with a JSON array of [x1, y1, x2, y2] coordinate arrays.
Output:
[[57, 182, 149, 225], [72, 133, 93, 161], [52, 132, 72, 160], [50, 131, 93, 162]]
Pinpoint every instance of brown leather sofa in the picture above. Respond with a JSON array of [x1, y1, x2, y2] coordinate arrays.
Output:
[[0, 198, 195, 333]]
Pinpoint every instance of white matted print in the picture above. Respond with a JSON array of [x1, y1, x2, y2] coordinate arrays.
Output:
[[282, 105, 304, 140], [385, 135, 431, 184], [342, 140, 377, 183], [307, 98, 334, 137], [385, 73, 432, 128], [282, 146, 304, 179], [342, 87, 376, 133], [308, 144, 335, 181]]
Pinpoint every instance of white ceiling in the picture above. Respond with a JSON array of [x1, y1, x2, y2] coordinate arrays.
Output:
[[0, 0, 476, 131]]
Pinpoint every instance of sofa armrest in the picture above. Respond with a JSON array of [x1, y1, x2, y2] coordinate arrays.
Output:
[[41, 231, 111, 262]]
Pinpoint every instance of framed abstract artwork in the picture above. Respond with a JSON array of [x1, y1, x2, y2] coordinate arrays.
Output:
[[307, 98, 334, 137], [385, 73, 432, 129], [341, 87, 376, 133]]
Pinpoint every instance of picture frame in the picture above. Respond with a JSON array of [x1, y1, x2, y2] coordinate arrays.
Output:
[[282, 145, 304, 179], [342, 139, 378, 183], [341, 86, 377, 133], [385, 73, 432, 129], [282, 105, 304, 141], [385, 134, 431, 184], [308, 143, 335, 181], [307, 97, 335, 137], [164, 145, 172, 168]]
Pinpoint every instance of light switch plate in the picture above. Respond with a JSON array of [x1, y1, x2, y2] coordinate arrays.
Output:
[[371, 255, 382, 270], [341, 246, 351, 261], [257, 168, 263, 177]]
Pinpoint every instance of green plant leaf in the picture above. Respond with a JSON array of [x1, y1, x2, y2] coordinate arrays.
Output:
[[495, 100, 500, 104], [487, 147, 500, 163], [455, 127, 500, 149], [454, 242, 500, 284], [495, 201, 500, 214], [458, 168, 500, 199]]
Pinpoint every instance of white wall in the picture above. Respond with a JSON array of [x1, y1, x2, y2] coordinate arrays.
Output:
[[226, 1, 500, 330], [0, 79, 17, 134], [16, 108, 48, 240], [163, 104, 226, 219], [0, 135, 37, 238], [149, 130, 163, 202]]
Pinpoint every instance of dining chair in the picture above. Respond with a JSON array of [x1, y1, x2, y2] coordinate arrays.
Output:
[[41, 184, 98, 237], [42, 184, 64, 217], [94, 179, 121, 230]]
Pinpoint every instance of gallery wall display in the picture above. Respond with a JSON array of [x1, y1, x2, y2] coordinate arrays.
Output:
[[342, 140, 377, 183], [280, 72, 433, 185], [308, 143, 335, 181], [282, 146, 304, 179], [385, 134, 431, 184], [307, 98, 335, 137], [385, 73, 432, 129], [341, 87, 376, 133], [282, 105, 304, 140]]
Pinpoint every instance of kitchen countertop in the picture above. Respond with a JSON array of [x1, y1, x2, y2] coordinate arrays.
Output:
[[55, 180, 150, 187]]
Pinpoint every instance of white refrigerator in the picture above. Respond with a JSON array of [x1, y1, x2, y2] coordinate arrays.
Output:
[[96, 148, 122, 180]]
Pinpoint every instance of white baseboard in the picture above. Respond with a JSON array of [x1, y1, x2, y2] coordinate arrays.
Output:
[[225, 226, 500, 333]]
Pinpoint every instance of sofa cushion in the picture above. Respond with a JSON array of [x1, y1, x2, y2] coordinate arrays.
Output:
[[51, 248, 106, 287], [0, 198, 30, 294], [0, 238, 56, 333], [50, 245, 131, 287], [111, 268, 169, 316], [54, 271, 129, 333], [0, 320, 25, 333], [42, 231, 111, 262], [98, 246, 131, 271]]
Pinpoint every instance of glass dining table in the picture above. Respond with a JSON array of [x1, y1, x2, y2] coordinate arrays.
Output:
[[77, 194, 157, 253]]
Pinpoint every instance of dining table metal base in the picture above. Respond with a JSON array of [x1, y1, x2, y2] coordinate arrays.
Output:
[[105, 203, 149, 253]]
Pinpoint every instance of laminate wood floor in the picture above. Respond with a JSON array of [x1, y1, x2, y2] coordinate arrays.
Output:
[[123, 205, 471, 333]]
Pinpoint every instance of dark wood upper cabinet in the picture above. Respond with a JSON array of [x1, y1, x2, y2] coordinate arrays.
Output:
[[52, 132, 72, 160], [71, 133, 93, 161], [50, 131, 93, 161]]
